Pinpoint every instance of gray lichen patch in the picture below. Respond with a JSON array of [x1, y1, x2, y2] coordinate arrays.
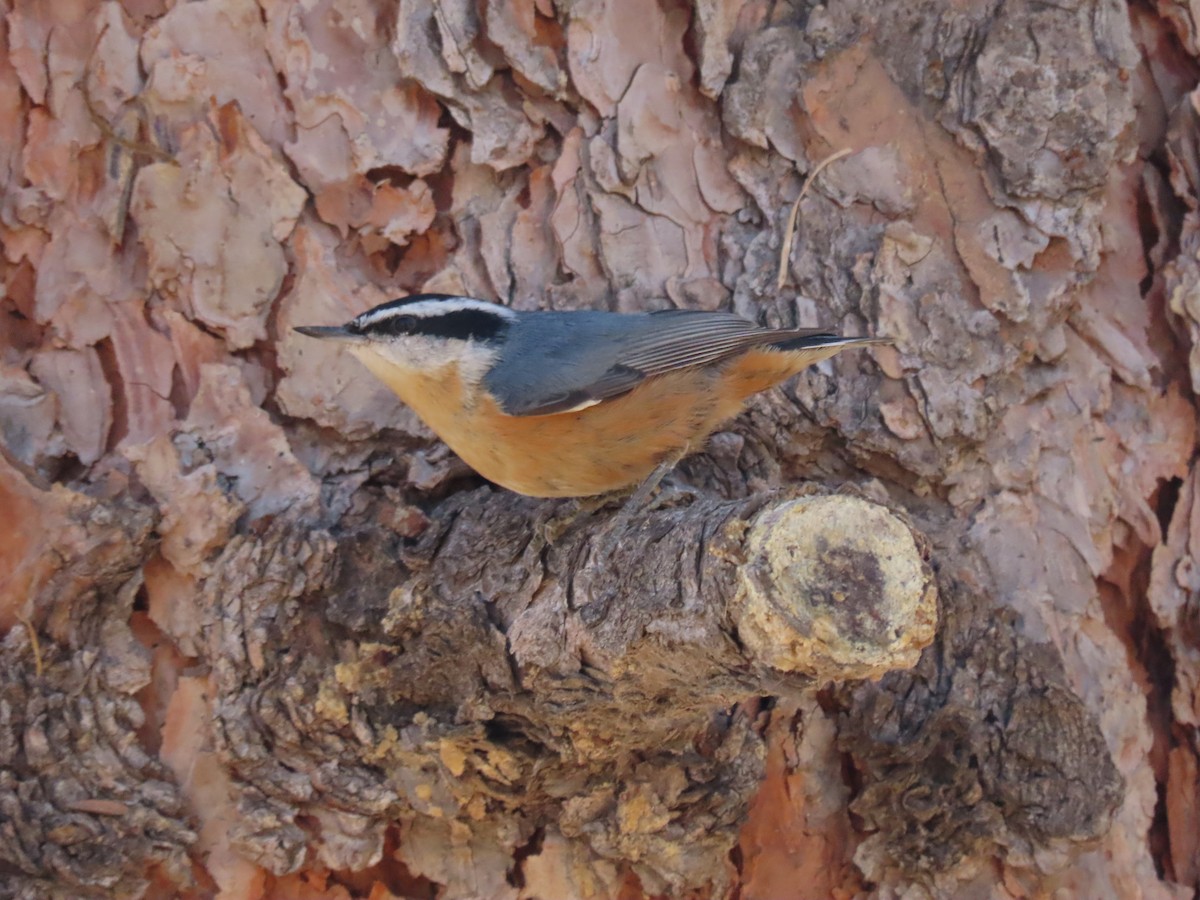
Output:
[[838, 584, 1124, 882], [734, 495, 937, 680]]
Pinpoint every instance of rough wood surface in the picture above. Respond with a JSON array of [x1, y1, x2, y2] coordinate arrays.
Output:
[[0, 0, 1195, 897]]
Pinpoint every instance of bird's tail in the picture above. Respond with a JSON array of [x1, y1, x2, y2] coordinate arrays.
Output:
[[771, 332, 892, 352]]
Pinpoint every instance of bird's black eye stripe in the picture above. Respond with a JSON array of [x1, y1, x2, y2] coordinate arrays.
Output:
[[410, 310, 510, 341], [353, 309, 510, 343], [357, 314, 416, 336]]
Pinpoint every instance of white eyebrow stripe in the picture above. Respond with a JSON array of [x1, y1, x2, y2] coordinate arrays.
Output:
[[356, 298, 517, 327]]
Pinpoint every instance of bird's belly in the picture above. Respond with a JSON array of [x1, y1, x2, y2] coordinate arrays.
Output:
[[454, 403, 700, 497], [453, 433, 666, 497], [450, 370, 725, 497]]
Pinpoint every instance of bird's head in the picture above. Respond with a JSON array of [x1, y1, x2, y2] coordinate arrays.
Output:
[[295, 294, 516, 382]]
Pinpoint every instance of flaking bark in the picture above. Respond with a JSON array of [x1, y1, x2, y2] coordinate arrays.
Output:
[[1, 0, 1190, 895]]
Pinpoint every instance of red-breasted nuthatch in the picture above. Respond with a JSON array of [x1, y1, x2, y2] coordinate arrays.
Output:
[[296, 295, 887, 498]]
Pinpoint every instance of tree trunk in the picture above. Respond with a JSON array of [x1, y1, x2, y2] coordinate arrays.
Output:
[[0, 0, 1194, 897]]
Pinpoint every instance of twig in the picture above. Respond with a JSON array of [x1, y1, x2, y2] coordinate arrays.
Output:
[[776, 148, 853, 291], [14, 609, 43, 678], [82, 26, 176, 166], [81, 74, 176, 165]]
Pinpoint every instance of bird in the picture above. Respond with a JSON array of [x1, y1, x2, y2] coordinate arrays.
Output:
[[295, 294, 887, 499]]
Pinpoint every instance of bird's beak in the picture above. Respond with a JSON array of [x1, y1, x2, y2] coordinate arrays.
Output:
[[294, 325, 357, 341]]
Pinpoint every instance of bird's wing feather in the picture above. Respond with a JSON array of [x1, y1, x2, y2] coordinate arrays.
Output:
[[495, 310, 840, 417]]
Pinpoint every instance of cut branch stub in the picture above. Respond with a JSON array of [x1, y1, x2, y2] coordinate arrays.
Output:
[[308, 486, 938, 888], [196, 488, 940, 891], [386, 487, 939, 758], [734, 494, 937, 681]]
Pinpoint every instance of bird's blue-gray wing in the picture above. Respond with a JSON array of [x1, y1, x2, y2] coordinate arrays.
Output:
[[487, 309, 838, 417]]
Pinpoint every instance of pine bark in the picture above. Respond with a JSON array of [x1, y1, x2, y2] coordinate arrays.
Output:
[[1, 0, 1195, 898]]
